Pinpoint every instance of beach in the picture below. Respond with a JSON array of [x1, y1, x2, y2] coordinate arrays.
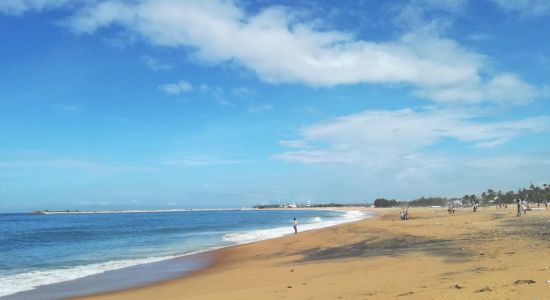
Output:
[[77, 207, 550, 300], [0, 209, 369, 299]]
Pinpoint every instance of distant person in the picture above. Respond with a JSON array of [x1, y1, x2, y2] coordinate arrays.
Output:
[[404, 210, 409, 220], [400, 211, 405, 220], [545, 200, 548, 209], [293, 218, 298, 234], [516, 199, 521, 217], [473, 203, 477, 213]]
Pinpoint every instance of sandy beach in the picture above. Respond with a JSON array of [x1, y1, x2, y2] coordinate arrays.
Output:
[[77, 207, 550, 299]]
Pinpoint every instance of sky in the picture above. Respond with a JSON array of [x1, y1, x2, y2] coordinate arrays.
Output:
[[1, 0, 549, 212]]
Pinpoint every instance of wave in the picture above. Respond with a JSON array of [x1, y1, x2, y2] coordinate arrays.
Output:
[[223, 210, 371, 244], [308, 216, 322, 223], [0, 244, 226, 299], [0, 210, 371, 297], [0, 256, 177, 297]]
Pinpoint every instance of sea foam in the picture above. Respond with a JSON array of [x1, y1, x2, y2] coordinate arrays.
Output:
[[0, 210, 371, 298], [0, 256, 178, 297], [223, 210, 370, 244]]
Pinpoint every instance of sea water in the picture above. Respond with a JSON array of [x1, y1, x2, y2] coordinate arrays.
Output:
[[0, 209, 370, 298]]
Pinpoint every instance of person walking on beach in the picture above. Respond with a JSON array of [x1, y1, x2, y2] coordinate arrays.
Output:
[[516, 199, 522, 217], [293, 218, 298, 234]]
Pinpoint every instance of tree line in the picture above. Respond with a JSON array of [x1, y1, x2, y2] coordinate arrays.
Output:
[[373, 183, 550, 208], [373, 197, 447, 208], [462, 183, 550, 206]]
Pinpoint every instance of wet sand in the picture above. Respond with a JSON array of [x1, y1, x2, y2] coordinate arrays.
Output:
[[78, 207, 550, 299]]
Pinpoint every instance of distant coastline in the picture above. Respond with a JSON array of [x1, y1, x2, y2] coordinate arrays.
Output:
[[28, 206, 366, 215], [29, 208, 246, 215]]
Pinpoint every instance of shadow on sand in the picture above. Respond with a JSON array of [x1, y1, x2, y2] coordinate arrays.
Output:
[[297, 233, 472, 263]]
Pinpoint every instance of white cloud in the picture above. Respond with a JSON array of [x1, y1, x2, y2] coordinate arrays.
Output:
[[232, 87, 256, 97], [279, 139, 308, 148], [415, 72, 538, 104], [198, 84, 233, 106], [0, 0, 79, 15], [273, 108, 550, 198], [140, 55, 172, 71], [274, 108, 550, 165], [491, 0, 550, 17], [466, 153, 550, 169], [53, 0, 540, 105], [158, 79, 192, 95], [392, 0, 468, 31]]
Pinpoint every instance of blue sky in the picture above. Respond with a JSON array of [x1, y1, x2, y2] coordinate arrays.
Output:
[[1, 0, 550, 212]]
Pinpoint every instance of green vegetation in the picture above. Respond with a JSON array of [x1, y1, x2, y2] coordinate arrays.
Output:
[[374, 183, 550, 208], [373, 197, 447, 208], [466, 183, 550, 206], [253, 183, 550, 209]]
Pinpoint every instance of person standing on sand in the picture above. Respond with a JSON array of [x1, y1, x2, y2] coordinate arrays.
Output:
[[516, 199, 522, 217], [293, 218, 298, 234]]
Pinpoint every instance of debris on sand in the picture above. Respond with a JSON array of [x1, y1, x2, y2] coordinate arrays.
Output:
[[453, 284, 464, 289], [475, 287, 492, 293]]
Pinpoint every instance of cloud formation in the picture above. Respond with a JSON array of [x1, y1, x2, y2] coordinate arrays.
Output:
[[275, 108, 550, 165], [491, 0, 550, 17], [2, 0, 538, 105], [158, 79, 192, 95], [0, 0, 77, 15], [140, 55, 173, 71]]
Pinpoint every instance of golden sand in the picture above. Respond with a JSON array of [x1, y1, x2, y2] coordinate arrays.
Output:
[[78, 207, 550, 299]]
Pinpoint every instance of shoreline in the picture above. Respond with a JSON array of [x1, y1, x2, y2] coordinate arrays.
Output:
[[1, 208, 371, 299], [71, 211, 373, 300], [1, 252, 212, 300], [77, 207, 550, 300]]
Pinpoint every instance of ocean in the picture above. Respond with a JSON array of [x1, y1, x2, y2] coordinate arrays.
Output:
[[0, 209, 370, 299]]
